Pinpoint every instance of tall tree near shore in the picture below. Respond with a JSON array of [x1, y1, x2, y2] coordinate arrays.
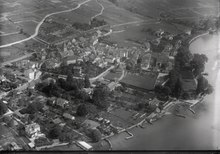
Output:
[[197, 76, 213, 95], [89, 129, 102, 143], [190, 54, 208, 77], [174, 48, 193, 70], [205, 84, 214, 95]]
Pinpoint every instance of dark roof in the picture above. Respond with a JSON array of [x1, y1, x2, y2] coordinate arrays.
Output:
[[180, 70, 197, 92], [180, 79, 197, 92], [120, 73, 158, 91], [151, 52, 169, 64], [180, 69, 194, 79]]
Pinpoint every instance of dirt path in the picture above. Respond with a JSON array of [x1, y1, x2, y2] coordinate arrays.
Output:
[[0, 0, 91, 48]]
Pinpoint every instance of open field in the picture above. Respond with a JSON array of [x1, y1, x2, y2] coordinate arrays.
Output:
[[0, 124, 18, 147], [0, 0, 80, 17], [115, 0, 219, 18], [0, 22, 18, 34], [9, 14, 41, 23], [0, 46, 26, 63], [51, 0, 101, 25], [17, 21, 38, 35], [96, 0, 147, 25], [106, 20, 184, 47], [0, 38, 45, 63], [169, 9, 202, 18], [0, 33, 27, 45], [192, 7, 219, 16]]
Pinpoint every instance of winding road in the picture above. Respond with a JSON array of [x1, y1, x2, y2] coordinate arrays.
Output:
[[0, 0, 91, 49], [90, 0, 105, 21]]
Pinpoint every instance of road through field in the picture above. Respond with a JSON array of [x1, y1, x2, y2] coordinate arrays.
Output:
[[0, 0, 91, 49], [90, 0, 105, 21], [0, 31, 19, 37]]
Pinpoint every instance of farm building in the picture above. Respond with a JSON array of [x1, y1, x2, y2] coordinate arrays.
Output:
[[76, 141, 92, 151], [54, 98, 69, 108], [119, 73, 158, 92], [25, 123, 41, 138], [53, 118, 62, 124], [179, 69, 198, 99], [63, 113, 75, 120], [82, 119, 100, 129]]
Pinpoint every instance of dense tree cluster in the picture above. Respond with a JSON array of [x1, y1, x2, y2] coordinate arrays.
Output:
[[48, 126, 62, 139], [190, 54, 208, 77], [165, 46, 213, 99], [92, 84, 110, 110], [125, 59, 135, 71], [2, 115, 16, 127], [87, 129, 102, 143], [76, 104, 88, 117], [42, 61, 104, 78], [72, 18, 107, 31], [196, 75, 213, 96], [154, 85, 171, 101], [20, 101, 44, 114], [174, 47, 193, 71], [166, 69, 180, 97], [35, 137, 52, 147]]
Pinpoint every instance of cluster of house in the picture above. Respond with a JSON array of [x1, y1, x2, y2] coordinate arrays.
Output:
[[11, 60, 42, 81], [0, 71, 19, 92], [10, 97, 77, 148]]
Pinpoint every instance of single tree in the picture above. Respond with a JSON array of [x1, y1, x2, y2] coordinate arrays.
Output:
[[7, 120, 15, 128], [76, 104, 88, 117], [3, 115, 12, 123], [205, 84, 214, 95], [174, 48, 193, 70], [25, 101, 43, 114], [0, 101, 8, 116], [196, 76, 208, 95], [190, 54, 208, 76], [89, 129, 102, 143], [76, 90, 90, 101], [125, 59, 134, 71], [167, 69, 179, 94], [48, 126, 62, 139], [84, 75, 91, 88]]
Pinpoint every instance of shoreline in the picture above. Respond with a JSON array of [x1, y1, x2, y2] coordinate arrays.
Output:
[[189, 32, 210, 44], [100, 29, 217, 150]]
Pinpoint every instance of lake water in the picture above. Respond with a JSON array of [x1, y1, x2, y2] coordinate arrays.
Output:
[[108, 33, 220, 150]]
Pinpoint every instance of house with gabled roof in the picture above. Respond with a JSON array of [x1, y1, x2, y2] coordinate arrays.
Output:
[[120, 72, 158, 92], [179, 69, 198, 99], [25, 123, 41, 138]]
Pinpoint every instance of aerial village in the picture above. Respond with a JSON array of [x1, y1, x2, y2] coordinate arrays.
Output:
[[0, 14, 217, 151]]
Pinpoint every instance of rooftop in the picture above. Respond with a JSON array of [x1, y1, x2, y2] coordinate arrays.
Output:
[[120, 73, 158, 91], [180, 69, 197, 92], [53, 118, 62, 124]]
